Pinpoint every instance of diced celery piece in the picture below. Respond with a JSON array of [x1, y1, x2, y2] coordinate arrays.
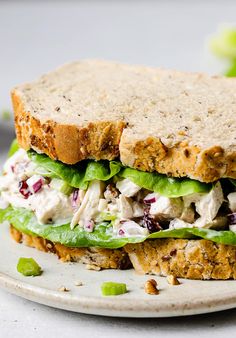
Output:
[[50, 178, 73, 195], [101, 282, 127, 296], [17, 257, 42, 276], [99, 212, 117, 221], [34, 166, 53, 177], [60, 183, 73, 195]]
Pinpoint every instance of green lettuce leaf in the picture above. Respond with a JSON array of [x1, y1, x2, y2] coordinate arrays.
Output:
[[8, 139, 19, 157], [27, 149, 210, 197], [119, 167, 211, 197], [27, 150, 122, 190], [1, 206, 236, 248], [230, 179, 236, 187], [7, 140, 211, 197], [0, 206, 143, 249]]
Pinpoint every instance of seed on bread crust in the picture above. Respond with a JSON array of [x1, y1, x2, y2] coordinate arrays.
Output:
[[144, 279, 159, 295], [86, 264, 101, 271]]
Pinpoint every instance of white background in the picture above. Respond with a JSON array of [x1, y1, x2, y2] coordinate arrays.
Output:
[[1, 0, 236, 337]]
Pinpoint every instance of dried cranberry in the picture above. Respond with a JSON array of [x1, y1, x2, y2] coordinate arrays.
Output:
[[19, 180, 32, 199], [142, 209, 162, 233]]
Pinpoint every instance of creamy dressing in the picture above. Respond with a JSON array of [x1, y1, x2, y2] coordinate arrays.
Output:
[[0, 150, 73, 225]]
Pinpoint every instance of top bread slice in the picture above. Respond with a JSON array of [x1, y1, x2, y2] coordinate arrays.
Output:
[[11, 60, 236, 182]]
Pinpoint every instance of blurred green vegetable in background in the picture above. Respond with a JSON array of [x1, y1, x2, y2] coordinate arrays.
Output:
[[1, 110, 11, 121], [210, 26, 236, 77]]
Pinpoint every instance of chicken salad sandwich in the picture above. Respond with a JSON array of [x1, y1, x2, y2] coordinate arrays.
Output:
[[1, 60, 236, 279]]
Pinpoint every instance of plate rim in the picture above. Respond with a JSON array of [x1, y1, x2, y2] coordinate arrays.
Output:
[[1, 222, 236, 318], [1, 269, 236, 317]]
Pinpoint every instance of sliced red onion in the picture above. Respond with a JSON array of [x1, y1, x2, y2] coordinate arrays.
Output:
[[26, 175, 45, 194], [19, 180, 32, 199], [84, 220, 95, 232], [32, 179, 43, 193], [143, 193, 157, 205], [118, 228, 125, 236], [11, 165, 15, 173], [72, 189, 79, 208], [228, 213, 236, 225]]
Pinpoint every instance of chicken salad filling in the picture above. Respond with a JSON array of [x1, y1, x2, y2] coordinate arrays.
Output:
[[1, 146, 236, 240]]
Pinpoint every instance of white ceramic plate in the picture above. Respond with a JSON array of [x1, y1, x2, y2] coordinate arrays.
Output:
[[1, 134, 236, 318], [1, 222, 236, 317]]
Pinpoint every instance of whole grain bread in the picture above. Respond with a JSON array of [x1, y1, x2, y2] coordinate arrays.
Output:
[[125, 239, 236, 280], [12, 60, 236, 182], [11, 226, 236, 280], [10, 226, 130, 270]]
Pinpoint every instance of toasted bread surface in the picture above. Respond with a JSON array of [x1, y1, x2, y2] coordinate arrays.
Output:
[[12, 60, 236, 182]]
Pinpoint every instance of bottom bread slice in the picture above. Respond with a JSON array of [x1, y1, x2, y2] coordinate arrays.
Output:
[[10, 225, 236, 279], [125, 239, 236, 280], [10, 226, 131, 270]]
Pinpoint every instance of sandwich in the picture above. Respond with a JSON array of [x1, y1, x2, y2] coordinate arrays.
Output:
[[1, 60, 236, 280]]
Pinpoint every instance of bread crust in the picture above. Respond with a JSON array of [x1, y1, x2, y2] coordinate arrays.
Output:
[[10, 226, 131, 270], [10, 226, 236, 279], [125, 239, 236, 280], [120, 135, 236, 182], [12, 91, 126, 164]]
